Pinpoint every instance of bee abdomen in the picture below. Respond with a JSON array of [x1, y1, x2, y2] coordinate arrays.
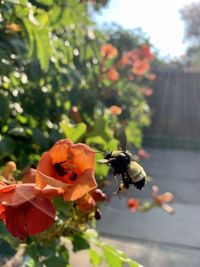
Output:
[[127, 161, 146, 190], [133, 177, 146, 190]]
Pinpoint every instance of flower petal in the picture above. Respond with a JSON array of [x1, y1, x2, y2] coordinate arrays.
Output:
[[49, 139, 73, 164], [0, 203, 6, 222], [36, 152, 59, 188], [5, 205, 27, 240], [0, 183, 16, 193], [70, 143, 95, 172], [4, 198, 56, 240], [0, 184, 40, 206], [26, 197, 55, 236], [77, 194, 96, 213], [41, 185, 65, 199], [37, 170, 70, 188], [63, 169, 97, 201]]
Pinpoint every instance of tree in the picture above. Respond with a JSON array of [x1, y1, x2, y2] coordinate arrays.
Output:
[[180, 2, 200, 45], [179, 2, 200, 71]]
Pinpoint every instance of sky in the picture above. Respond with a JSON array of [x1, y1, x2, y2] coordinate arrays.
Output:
[[95, 0, 199, 59]]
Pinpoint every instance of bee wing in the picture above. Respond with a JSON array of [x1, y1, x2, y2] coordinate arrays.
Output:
[[118, 129, 127, 152], [98, 158, 115, 164], [98, 159, 109, 164]]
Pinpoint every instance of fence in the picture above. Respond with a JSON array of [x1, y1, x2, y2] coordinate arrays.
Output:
[[144, 70, 200, 150]]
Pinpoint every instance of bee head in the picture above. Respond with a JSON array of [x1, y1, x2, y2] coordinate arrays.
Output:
[[104, 150, 112, 159], [97, 150, 114, 164]]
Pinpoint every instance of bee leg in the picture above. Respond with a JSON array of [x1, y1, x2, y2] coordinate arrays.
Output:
[[112, 171, 121, 199], [113, 183, 123, 199], [121, 173, 130, 190], [113, 170, 118, 184]]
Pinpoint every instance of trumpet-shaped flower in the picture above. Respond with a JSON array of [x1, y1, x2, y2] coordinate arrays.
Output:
[[36, 139, 97, 201], [0, 183, 61, 240]]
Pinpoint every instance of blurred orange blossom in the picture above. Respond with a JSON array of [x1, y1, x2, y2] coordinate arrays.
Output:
[[107, 68, 119, 81], [100, 44, 118, 59], [109, 105, 122, 115]]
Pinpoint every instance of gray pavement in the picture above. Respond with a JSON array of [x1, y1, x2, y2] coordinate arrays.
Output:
[[95, 147, 200, 267]]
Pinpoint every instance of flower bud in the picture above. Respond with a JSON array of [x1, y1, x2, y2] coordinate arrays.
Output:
[[95, 209, 102, 220], [3, 161, 16, 180]]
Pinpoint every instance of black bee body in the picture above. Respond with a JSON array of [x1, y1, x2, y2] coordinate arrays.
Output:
[[105, 151, 130, 174], [103, 150, 146, 194]]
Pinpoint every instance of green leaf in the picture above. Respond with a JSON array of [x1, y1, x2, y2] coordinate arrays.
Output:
[[34, 28, 51, 71], [89, 249, 102, 267], [125, 122, 142, 148], [56, 243, 69, 262], [126, 258, 142, 267], [53, 196, 73, 216], [43, 257, 67, 267], [95, 153, 109, 179], [0, 136, 15, 159], [0, 239, 16, 258], [24, 257, 36, 267], [23, 18, 35, 57], [71, 233, 90, 252], [0, 94, 9, 120], [107, 139, 119, 151], [86, 136, 107, 147], [103, 244, 123, 267], [32, 128, 50, 149], [35, 0, 53, 6], [60, 120, 87, 143], [87, 117, 112, 142]]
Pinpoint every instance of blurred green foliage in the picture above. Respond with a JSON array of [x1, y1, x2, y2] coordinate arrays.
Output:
[[0, 0, 153, 176], [0, 0, 153, 174], [0, 1, 157, 265]]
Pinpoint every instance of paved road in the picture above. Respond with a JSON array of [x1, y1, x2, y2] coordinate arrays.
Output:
[[95, 147, 200, 267]]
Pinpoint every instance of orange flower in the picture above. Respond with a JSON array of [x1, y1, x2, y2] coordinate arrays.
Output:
[[106, 68, 119, 81], [140, 88, 153, 97], [152, 185, 174, 214], [146, 73, 157, 81], [141, 44, 154, 61], [90, 188, 106, 202], [109, 105, 122, 116], [127, 198, 140, 213], [69, 106, 82, 123], [137, 148, 151, 159], [76, 193, 96, 213], [36, 139, 97, 201], [100, 44, 118, 59], [0, 183, 61, 240], [1, 161, 16, 183], [6, 23, 21, 33], [128, 74, 135, 81], [76, 188, 106, 213], [0, 203, 6, 222], [120, 53, 129, 65], [132, 59, 150, 76], [21, 167, 36, 183], [127, 49, 141, 62]]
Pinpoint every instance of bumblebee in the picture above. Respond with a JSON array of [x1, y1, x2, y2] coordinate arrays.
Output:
[[99, 150, 146, 194]]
